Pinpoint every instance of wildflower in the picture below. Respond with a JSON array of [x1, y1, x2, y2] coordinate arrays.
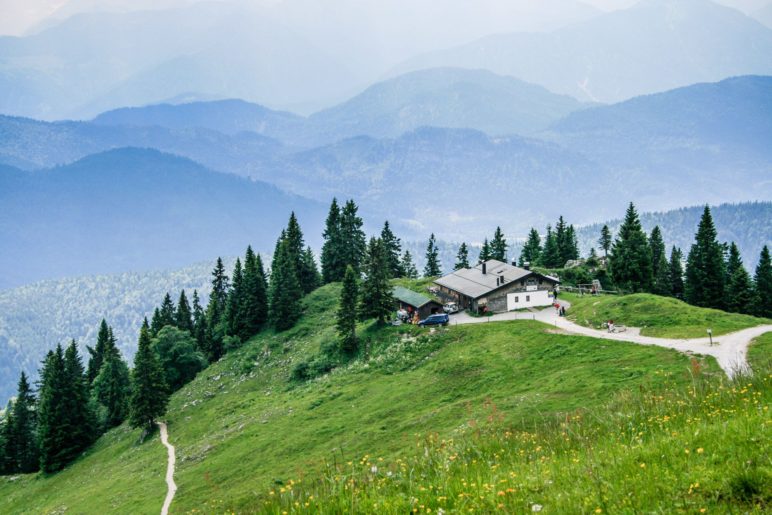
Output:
[[640, 463, 646, 468], [498, 491, 506, 496], [371, 465, 378, 474], [595, 509, 602, 513], [532, 504, 543, 512], [697, 448, 704, 454]]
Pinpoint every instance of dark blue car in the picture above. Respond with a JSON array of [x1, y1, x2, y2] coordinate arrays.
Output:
[[418, 313, 450, 327]]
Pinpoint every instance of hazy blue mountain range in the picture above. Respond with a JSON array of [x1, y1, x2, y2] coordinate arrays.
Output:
[[753, 2, 772, 26], [395, 0, 772, 103], [0, 148, 325, 289]]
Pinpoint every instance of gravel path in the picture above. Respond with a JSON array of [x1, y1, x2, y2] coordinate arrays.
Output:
[[158, 422, 177, 515], [449, 301, 772, 378]]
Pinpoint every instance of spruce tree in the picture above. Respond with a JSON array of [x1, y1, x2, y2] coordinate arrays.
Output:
[[205, 257, 230, 361], [725, 243, 754, 314], [401, 250, 418, 279], [555, 216, 569, 266], [241, 249, 268, 339], [540, 226, 561, 268], [226, 258, 244, 338], [0, 410, 12, 474], [92, 337, 130, 430], [650, 226, 671, 295], [284, 212, 305, 274], [321, 198, 343, 283], [360, 238, 395, 324], [337, 265, 359, 355], [479, 238, 491, 263], [381, 221, 403, 278], [669, 247, 685, 299], [10, 372, 38, 473], [424, 233, 441, 277], [753, 245, 772, 318], [685, 206, 726, 309], [38, 346, 69, 472], [609, 203, 653, 293], [150, 308, 163, 337], [86, 319, 111, 384], [191, 290, 209, 356], [454, 242, 470, 270], [339, 199, 367, 275], [175, 290, 193, 332], [129, 323, 169, 431], [565, 225, 579, 262], [62, 341, 95, 461], [269, 239, 303, 331], [159, 293, 176, 329], [490, 227, 507, 262], [519, 228, 542, 267], [598, 225, 612, 258], [299, 246, 321, 294]]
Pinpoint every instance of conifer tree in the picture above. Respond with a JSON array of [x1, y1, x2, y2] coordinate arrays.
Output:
[[191, 290, 209, 355], [10, 372, 38, 473], [92, 336, 130, 430], [724, 243, 754, 314], [669, 247, 685, 299], [455, 242, 470, 270], [86, 319, 111, 384], [609, 203, 653, 293], [424, 233, 441, 277], [38, 346, 69, 472], [241, 248, 268, 339], [159, 293, 176, 328], [650, 226, 671, 295], [540, 226, 561, 268], [337, 265, 359, 355], [564, 225, 580, 262], [129, 323, 169, 431], [299, 246, 321, 294], [150, 307, 163, 337], [321, 198, 343, 283], [0, 410, 12, 474], [555, 216, 569, 266], [753, 245, 772, 318], [598, 225, 612, 257], [175, 290, 193, 332], [62, 341, 95, 460], [360, 238, 394, 324], [226, 258, 244, 337], [401, 250, 418, 279], [205, 257, 230, 361], [285, 212, 305, 273], [269, 239, 303, 331], [685, 206, 726, 309], [381, 221, 403, 278], [479, 238, 491, 263], [519, 228, 542, 267], [490, 227, 507, 262], [339, 199, 367, 275], [151, 326, 206, 392]]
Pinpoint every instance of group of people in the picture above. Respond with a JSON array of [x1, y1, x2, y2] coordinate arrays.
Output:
[[397, 308, 420, 325]]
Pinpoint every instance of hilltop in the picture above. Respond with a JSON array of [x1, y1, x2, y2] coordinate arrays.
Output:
[[2, 281, 769, 512]]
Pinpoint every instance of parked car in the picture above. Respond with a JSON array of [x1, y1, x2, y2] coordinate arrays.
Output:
[[443, 302, 459, 314], [418, 313, 450, 327]]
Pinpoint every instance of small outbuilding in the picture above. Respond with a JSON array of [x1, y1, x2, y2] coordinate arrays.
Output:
[[392, 286, 443, 320], [434, 259, 559, 313]]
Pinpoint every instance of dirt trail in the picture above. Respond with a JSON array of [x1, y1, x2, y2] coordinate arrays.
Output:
[[158, 422, 177, 515]]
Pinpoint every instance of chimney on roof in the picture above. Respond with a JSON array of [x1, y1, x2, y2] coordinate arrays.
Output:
[[482, 262, 487, 274], [512, 259, 517, 267], [523, 261, 530, 270]]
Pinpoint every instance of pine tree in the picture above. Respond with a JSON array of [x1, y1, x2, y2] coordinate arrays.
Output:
[[650, 226, 671, 295], [92, 336, 130, 430], [424, 233, 441, 277], [753, 245, 772, 318], [86, 319, 111, 384], [269, 239, 303, 331], [401, 250, 418, 279], [360, 238, 394, 324], [609, 203, 653, 293], [299, 246, 321, 294], [240, 249, 268, 339], [555, 216, 569, 266], [205, 257, 230, 361], [191, 290, 209, 356], [321, 198, 343, 283], [669, 247, 685, 299], [540, 226, 561, 268], [337, 265, 359, 355], [150, 308, 163, 337], [598, 225, 612, 258], [490, 227, 507, 262], [0, 409, 13, 474], [175, 290, 193, 332], [519, 228, 542, 267], [62, 341, 95, 461], [724, 243, 754, 314], [454, 242, 470, 270], [339, 199, 367, 275], [479, 238, 491, 263], [129, 323, 169, 431], [159, 293, 176, 329], [10, 372, 38, 473], [564, 225, 580, 262], [685, 206, 726, 309], [226, 258, 244, 337], [37, 346, 69, 472], [381, 221, 403, 278], [586, 247, 600, 267]]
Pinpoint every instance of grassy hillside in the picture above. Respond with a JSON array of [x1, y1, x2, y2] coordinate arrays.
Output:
[[0, 283, 733, 513], [749, 333, 772, 371], [565, 292, 770, 338]]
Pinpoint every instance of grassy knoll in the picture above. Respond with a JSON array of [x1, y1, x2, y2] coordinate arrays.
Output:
[[564, 292, 770, 338], [0, 283, 727, 513], [748, 332, 772, 371]]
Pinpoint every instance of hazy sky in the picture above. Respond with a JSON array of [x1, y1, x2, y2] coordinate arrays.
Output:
[[2, 0, 769, 36]]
